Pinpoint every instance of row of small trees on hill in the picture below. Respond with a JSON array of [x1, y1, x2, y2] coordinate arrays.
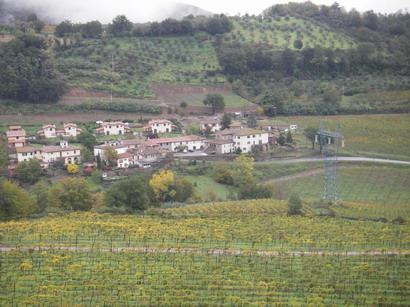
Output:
[[55, 14, 233, 38]]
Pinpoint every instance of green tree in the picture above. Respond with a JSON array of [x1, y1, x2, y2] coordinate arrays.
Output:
[[287, 194, 303, 216], [54, 177, 93, 211], [277, 134, 286, 146], [203, 93, 225, 114], [32, 181, 49, 213], [102, 146, 118, 166], [174, 177, 194, 202], [0, 179, 35, 221], [80, 20, 102, 38], [232, 155, 256, 187], [238, 184, 273, 200], [260, 89, 288, 116], [286, 130, 293, 144], [108, 15, 133, 36], [304, 127, 318, 149], [220, 113, 232, 130], [0, 33, 66, 103], [212, 161, 234, 185], [77, 131, 97, 151], [0, 136, 8, 176], [247, 111, 257, 128], [55, 20, 73, 37], [104, 176, 156, 211], [15, 159, 43, 184]]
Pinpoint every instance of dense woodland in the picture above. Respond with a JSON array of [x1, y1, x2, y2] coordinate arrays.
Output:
[[0, 1, 409, 116]]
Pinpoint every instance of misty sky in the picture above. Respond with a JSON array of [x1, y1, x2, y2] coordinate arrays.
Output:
[[5, 0, 410, 23]]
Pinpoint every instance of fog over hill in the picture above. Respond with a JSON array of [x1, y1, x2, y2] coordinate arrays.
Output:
[[0, 0, 213, 24]]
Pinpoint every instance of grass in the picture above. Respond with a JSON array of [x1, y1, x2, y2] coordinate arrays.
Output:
[[272, 163, 410, 205], [280, 114, 410, 157], [165, 93, 253, 107], [183, 175, 237, 202], [254, 161, 323, 181]]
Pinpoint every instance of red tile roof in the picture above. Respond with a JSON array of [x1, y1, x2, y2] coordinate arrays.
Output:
[[6, 130, 26, 137]]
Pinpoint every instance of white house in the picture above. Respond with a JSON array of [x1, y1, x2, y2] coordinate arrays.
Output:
[[63, 123, 83, 137], [199, 119, 221, 132], [144, 119, 173, 134], [145, 135, 205, 152], [116, 152, 135, 168], [290, 124, 298, 130], [233, 129, 269, 153], [229, 122, 244, 130], [6, 126, 26, 148], [38, 124, 57, 138], [96, 122, 131, 136], [204, 139, 235, 154]]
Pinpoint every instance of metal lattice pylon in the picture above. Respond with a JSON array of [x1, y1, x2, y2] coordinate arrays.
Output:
[[317, 122, 343, 204]]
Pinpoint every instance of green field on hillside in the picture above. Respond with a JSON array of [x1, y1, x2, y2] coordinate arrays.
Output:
[[55, 36, 223, 99], [272, 164, 410, 206], [227, 16, 355, 50], [281, 114, 410, 157]]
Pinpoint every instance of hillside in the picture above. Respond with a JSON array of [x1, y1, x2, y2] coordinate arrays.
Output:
[[0, 2, 409, 116]]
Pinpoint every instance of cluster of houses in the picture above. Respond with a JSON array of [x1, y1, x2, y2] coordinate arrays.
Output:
[[5, 119, 298, 172]]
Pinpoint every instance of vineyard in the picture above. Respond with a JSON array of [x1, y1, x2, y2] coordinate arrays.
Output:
[[0, 211, 409, 305]]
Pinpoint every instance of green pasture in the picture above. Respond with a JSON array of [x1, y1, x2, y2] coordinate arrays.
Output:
[[183, 175, 237, 202], [272, 163, 410, 206], [281, 114, 410, 157]]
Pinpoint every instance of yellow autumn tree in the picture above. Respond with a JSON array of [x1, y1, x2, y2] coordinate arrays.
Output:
[[149, 169, 177, 202], [232, 155, 256, 187], [67, 164, 79, 174]]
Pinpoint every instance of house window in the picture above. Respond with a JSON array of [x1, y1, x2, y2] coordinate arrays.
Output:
[[23, 153, 27, 156], [247, 136, 250, 138]]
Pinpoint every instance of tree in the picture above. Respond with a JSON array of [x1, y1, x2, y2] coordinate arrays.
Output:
[[232, 155, 256, 187], [174, 177, 194, 202], [259, 89, 288, 116], [304, 127, 317, 149], [0, 33, 66, 103], [293, 39, 303, 49], [81, 20, 102, 38], [67, 164, 79, 174], [286, 130, 293, 144], [212, 161, 234, 185], [247, 112, 257, 128], [0, 179, 35, 221], [0, 136, 8, 176], [104, 176, 156, 211], [32, 181, 49, 213], [102, 146, 118, 166], [238, 184, 273, 200], [220, 113, 232, 130], [287, 194, 303, 216], [204, 14, 233, 34], [108, 15, 133, 36], [203, 126, 213, 138], [53, 177, 93, 211], [149, 169, 177, 202], [15, 159, 43, 183], [78, 131, 97, 151], [55, 20, 73, 37], [203, 93, 225, 114], [277, 134, 286, 146]]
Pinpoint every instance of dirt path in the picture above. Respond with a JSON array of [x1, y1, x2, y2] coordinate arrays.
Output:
[[0, 246, 408, 256]]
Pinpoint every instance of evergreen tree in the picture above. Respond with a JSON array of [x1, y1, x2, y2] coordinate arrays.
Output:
[[220, 113, 232, 130], [247, 112, 257, 128]]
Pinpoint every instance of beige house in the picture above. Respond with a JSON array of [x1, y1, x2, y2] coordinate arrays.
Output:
[[63, 123, 83, 137], [6, 126, 26, 148], [229, 122, 244, 130], [144, 119, 173, 134], [233, 129, 269, 153], [41, 141, 81, 165], [96, 122, 131, 136], [204, 139, 235, 154], [16, 146, 42, 163], [215, 130, 235, 140], [15, 141, 80, 167], [38, 124, 57, 138], [145, 135, 205, 152]]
